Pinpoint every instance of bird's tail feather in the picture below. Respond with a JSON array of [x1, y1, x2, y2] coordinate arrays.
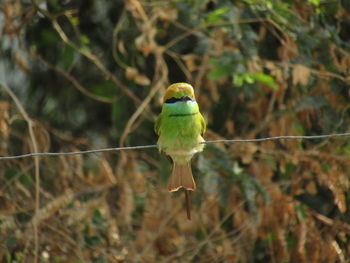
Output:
[[168, 162, 196, 192]]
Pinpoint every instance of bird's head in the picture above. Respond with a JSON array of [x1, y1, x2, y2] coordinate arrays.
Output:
[[163, 83, 195, 104]]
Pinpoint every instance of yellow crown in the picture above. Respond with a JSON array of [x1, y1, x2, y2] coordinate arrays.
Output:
[[163, 83, 195, 101]]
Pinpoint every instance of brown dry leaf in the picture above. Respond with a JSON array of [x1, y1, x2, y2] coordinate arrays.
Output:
[[249, 161, 274, 182], [264, 61, 276, 71], [339, 56, 350, 74], [319, 171, 347, 213], [291, 222, 306, 262], [305, 181, 317, 195], [279, 157, 287, 173], [125, 67, 138, 80], [134, 74, 151, 86], [232, 206, 249, 228], [208, 82, 220, 102], [135, 33, 156, 56], [155, 227, 184, 255], [69, 151, 84, 179], [225, 120, 235, 136], [125, 0, 148, 21], [58, 151, 85, 189], [176, 209, 196, 233], [14, 0, 22, 17], [29, 190, 74, 226], [64, 199, 101, 226], [330, 182, 347, 214], [15, 52, 29, 72], [33, 122, 50, 153], [292, 65, 310, 86], [99, 159, 116, 184], [157, 6, 178, 23], [125, 67, 150, 86], [235, 142, 258, 164], [15, 180, 32, 199], [277, 37, 299, 61], [0, 194, 16, 215], [183, 54, 197, 72], [246, 97, 269, 122], [221, 239, 235, 257], [325, 92, 341, 110], [271, 67, 284, 84], [117, 181, 134, 225], [248, 56, 263, 73], [3, 1, 12, 17], [323, 234, 341, 262], [228, 188, 247, 227], [276, 196, 295, 226], [257, 25, 267, 42], [0, 101, 10, 140], [269, 114, 299, 150], [315, 67, 330, 93], [117, 40, 126, 55], [199, 194, 220, 228], [126, 158, 146, 194], [131, 171, 146, 194], [331, 240, 345, 262], [259, 185, 289, 230], [308, 228, 321, 262], [275, 228, 288, 261], [142, 190, 164, 231]]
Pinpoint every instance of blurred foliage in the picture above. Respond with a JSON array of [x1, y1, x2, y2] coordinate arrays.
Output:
[[1, 0, 350, 262]]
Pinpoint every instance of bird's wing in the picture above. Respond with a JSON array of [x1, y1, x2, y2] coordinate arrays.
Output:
[[199, 112, 206, 136], [154, 114, 162, 135]]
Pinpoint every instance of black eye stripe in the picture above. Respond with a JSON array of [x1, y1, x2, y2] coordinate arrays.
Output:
[[165, 96, 193, 104], [165, 97, 179, 103]]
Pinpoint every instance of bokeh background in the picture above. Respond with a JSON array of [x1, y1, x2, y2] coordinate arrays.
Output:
[[1, 0, 350, 262]]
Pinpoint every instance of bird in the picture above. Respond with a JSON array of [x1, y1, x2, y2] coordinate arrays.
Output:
[[155, 82, 206, 193]]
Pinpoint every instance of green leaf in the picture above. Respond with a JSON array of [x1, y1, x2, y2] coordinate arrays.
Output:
[[296, 203, 307, 221], [92, 209, 107, 231], [279, 163, 296, 180], [84, 235, 102, 247], [243, 74, 255, 84], [233, 73, 278, 90], [6, 236, 17, 248], [59, 45, 75, 70], [80, 35, 90, 45], [308, 0, 319, 7], [69, 16, 79, 27], [19, 172, 32, 187], [92, 258, 107, 263], [250, 73, 278, 90], [293, 123, 305, 136], [206, 7, 229, 24], [5, 168, 19, 181], [208, 65, 232, 80], [233, 74, 244, 87]]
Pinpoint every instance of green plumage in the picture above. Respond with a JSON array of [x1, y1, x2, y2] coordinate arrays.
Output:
[[155, 82, 206, 192], [155, 100, 205, 164]]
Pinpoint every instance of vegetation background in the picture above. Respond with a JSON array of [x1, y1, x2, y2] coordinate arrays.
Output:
[[1, 0, 350, 262]]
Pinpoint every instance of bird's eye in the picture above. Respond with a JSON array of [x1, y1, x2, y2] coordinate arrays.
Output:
[[165, 97, 179, 103], [182, 96, 192, 101]]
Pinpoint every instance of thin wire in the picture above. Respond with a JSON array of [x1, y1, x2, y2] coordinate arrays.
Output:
[[204, 132, 350, 144], [0, 145, 158, 160], [1, 132, 350, 160]]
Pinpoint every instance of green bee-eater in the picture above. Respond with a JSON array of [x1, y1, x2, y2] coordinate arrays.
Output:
[[155, 82, 206, 192]]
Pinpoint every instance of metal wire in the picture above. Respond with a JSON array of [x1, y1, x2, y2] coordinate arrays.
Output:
[[1, 132, 350, 160], [204, 132, 350, 144]]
